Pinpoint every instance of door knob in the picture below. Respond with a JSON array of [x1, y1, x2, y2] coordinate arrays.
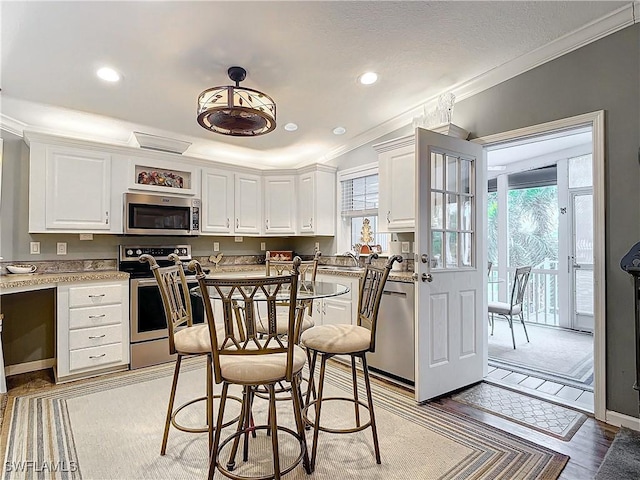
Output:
[[421, 273, 433, 282]]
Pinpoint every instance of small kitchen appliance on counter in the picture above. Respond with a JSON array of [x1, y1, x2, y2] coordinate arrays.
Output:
[[119, 245, 207, 369]]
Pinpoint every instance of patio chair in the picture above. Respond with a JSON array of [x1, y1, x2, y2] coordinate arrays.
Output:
[[488, 266, 531, 349]]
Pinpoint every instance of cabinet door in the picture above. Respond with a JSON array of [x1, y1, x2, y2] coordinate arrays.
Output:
[[202, 168, 234, 233], [234, 173, 262, 234], [322, 298, 353, 326], [263, 175, 296, 235], [45, 147, 111, 230], [379, 143, 415, 231], [298, 172, 315, 233]]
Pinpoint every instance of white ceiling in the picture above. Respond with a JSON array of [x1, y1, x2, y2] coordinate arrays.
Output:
[[0, 1, 628, 169]]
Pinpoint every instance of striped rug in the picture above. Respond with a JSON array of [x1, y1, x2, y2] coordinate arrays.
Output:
[[2, 359, 568, 479]]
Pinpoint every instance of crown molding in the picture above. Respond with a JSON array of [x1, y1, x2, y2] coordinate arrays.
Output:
[[320, 2, 637, 163], [0, 114, 27, 137]]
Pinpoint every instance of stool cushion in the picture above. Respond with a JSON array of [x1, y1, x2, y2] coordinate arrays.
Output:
[[174, 324, 224, 355], [488, 302, 521, 316], [256, 312, 314, 335], [219, 344, 306, 384], [301, 324, 371, 355]]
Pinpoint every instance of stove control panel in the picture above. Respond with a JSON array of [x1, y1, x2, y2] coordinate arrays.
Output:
[[119, 245, 192, 262]]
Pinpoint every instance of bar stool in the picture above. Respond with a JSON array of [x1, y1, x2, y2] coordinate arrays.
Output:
[[301, 254, 401, 469], [140, 254, 240, 455]]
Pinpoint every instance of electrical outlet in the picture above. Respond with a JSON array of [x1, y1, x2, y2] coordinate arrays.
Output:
[[30, 242, 41, 255], [213, 242, 220, 252], [401, 242, 411, 254], [260, 242, 266, 251], [315, 242, 320, 252], [79, 233, 93, 241], [234, 236, 243, 243], [57, 242, 67, 255]]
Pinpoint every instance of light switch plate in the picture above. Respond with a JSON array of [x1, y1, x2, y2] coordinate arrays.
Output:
[[260, 242, 266, 251], [30, 242, 41, 255], [401, 242, 411, 254], [57, 242, 67, 255], [213, 242, 220, 252], [234, 236, 243, 243]]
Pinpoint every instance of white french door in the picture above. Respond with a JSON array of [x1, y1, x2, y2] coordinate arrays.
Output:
[[569, 189, 594, 332], [415, 128, 486, 402]]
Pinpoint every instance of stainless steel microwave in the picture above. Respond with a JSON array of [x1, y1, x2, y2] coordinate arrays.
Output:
[[124, 192, 200, 236]]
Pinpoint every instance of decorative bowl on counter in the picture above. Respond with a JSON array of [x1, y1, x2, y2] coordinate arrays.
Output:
[[6, 264, 37, 274]]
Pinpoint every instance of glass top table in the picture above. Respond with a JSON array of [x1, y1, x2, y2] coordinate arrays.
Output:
[[190, 279, 350, 301]]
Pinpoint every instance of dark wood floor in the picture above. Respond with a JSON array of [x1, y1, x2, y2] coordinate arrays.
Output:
[[436, 397, 617, 480], [1, 368, 617, 479]]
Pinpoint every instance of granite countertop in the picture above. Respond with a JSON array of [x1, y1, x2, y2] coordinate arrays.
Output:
[[0, 270, 129, 290]]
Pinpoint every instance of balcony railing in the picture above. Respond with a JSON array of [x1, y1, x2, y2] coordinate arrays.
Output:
[[488, 262, 559, 326]]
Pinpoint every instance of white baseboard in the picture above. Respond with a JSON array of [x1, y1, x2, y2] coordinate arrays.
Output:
[[5, 358, 55, 377], [606, 409, 640, 431]]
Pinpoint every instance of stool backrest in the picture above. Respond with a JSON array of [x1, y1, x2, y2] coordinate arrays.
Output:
[[510, 266, 532, 311], [139, 253, 192, 355], [357, 254, 403, 352], [191, 257, 302, 383], [266, 251, 320, 316]]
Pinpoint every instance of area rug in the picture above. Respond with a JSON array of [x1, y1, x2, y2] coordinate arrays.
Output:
[[488, 320, 593, 388], [452, 383, 587, 441], [594, 427, 640, 479], [2, 358, 568, 479]]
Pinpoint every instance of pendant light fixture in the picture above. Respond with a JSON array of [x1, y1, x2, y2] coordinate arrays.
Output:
[[197, 66, 276, 136]]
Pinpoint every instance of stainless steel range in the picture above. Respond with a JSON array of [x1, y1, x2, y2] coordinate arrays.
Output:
[[119, 245, 206, 369]]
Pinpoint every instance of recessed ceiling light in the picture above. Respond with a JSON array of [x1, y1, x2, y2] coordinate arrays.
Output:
[[284, 122, 298, 131], [333, 126, 346, 135], [96, 67, 121, 82], [358, 72, 378, 85]]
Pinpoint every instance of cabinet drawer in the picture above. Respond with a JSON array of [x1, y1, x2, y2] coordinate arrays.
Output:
[[69, 304, 122, 329], [69, 284, 122, 307], [69, 324, 122, 350], [69, 343, 123, 371]]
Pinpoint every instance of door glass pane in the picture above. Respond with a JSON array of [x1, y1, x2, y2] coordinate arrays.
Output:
[[446, 232, 458, 268], [431, 152, 444, 190], [461, 233, 472, 266], [446, 155, 458, 192], [575, 269, 594, 315], [460, 159, 470, 194], [431, 231, 443, 268], [431, 192, 443, 228], [569, 154, 593, 188], [446, 194, 457, 229], [573, 194, 593, 264], [461, 196, 472, 231]]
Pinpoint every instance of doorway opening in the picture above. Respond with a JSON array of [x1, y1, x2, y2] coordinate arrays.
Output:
[[484, 126, 594, 413]]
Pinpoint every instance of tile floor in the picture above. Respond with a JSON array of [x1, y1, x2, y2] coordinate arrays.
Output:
[[485, 365, 594, 413]]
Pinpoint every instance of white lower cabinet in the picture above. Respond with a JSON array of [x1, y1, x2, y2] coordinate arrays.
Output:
[[311, 273, 360, 326], [56, 280, 129, 382]]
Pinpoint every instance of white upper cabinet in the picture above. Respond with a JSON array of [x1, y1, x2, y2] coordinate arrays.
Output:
[[29, 140, 116, 233], [201, 168, 234, 234], [376, 136, 416, 232], [234, 173, 262, 234], [297, 168, 336, 235], [263, 175, 296, 235], [375, 125, 469, 233]]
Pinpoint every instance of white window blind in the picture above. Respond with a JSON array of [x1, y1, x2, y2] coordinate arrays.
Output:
[[341, 174, 379, 218]]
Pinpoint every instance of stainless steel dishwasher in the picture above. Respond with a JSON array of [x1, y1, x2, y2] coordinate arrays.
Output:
[[367, 280, 415, 383]]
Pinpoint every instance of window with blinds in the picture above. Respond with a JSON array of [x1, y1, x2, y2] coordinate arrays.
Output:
[[341, 174, 379, 218], [340, 173, 389, 251]]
